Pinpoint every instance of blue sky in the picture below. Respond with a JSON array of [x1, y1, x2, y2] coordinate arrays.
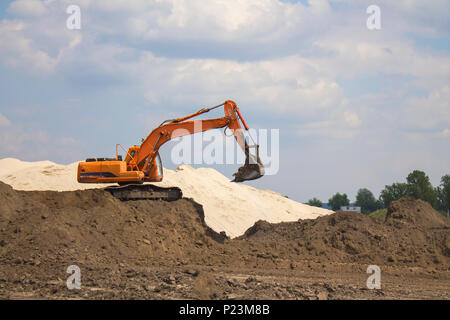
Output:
[[0, 0, 449, 203]]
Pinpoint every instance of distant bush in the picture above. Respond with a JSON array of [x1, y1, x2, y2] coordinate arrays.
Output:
[[328, 193, 350, 211], [307, 197, 322, 208], [355, 188, 379, 214]]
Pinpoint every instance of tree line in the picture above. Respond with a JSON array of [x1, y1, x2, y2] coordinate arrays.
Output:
[[307, 170, 450, 216]]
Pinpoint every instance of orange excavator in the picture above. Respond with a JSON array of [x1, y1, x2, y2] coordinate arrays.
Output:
[[77, 100, 264, 200]]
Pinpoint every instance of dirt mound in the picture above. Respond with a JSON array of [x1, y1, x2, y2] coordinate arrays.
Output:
[[386, 196, 449, 229], [0, 182, 48, 222], [1, 183, 448, 269], [0, 181, 225, 269], [0, 184, 448, 299], [240, 197, 450, 267]]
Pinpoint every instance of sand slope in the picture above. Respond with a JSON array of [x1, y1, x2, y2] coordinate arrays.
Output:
[[0, 158, 333, 238], [160, 165, 333, 237]]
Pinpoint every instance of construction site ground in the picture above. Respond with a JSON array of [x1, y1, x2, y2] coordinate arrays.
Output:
[[0, 181, 448, 300]]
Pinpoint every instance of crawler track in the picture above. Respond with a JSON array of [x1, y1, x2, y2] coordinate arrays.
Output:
[[105, 184, 182, 201]]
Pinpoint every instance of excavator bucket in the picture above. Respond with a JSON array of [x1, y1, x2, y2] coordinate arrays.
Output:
[[232, 162, 264, 182], [232, 145, 265, 182]]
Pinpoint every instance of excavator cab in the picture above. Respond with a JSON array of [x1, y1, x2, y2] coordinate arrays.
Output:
[[124, 147, 138, 163], [123, 145, 163, 182]]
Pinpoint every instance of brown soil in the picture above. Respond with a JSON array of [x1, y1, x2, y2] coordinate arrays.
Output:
[[0, 182, 449, 300], [240, 196, 449, 267]]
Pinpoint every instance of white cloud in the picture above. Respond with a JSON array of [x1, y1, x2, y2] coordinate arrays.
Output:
[[311, 28, 450, 84], [386, 0, 450, 37], [0, 114, 80, 162], [7, 0, 48, 17], [0, 113, 12, 127], [138, 54, 346, 114], [404, 86, 450, 130], [440, 128, 450, 137], [85, 0, 311, 41], [0, 20, 57, 72], [297, 109, 362, 139], [344, 111, 361, 128], [1, 0, 448, 84], [0, 16, 83, 73]]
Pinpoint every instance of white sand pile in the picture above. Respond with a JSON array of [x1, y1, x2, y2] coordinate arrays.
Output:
[[0, 158, 110, 191], [0, 158, 333, 238]]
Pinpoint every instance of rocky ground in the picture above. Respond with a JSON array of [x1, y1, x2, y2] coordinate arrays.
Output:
[[0, 182, 448, 299]]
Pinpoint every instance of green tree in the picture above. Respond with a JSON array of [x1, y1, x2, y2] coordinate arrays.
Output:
[[307, 198, 323, 208], [436, 174, 450, 213], [328, 193, 350, 211], [376, 199, 384, 209], [406, 170, 437, 207], [379, 182, 408, 208], [355, 188, 378, 214]]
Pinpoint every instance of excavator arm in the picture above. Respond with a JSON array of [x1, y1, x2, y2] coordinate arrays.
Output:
[[135, 100, 263, 182], [137, 116, 229, 174]]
